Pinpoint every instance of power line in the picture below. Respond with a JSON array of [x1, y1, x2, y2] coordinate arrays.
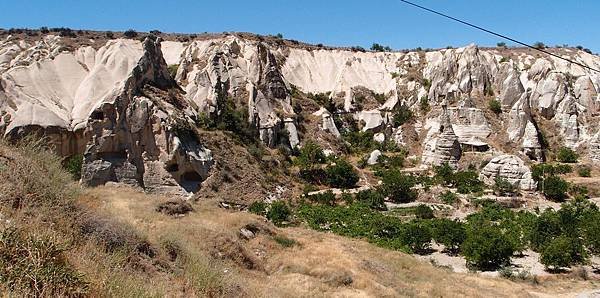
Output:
[[398, 0, 600, 74]]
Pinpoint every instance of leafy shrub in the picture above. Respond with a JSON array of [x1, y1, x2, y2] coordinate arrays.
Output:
[[461, 224, 515, 270], [488, 99, 502, 114], [168, 64, 179, 78], [123, 29, 138, 38], [419, 96, 430, 113], [540, 236, 587, 270], [533, 42, 546, 49], [325, 158, 359, 189], [577, 166, 591, 177], [0, 228, 88, 296], [378, 170, 417, 203], [400, 222, 432, 254], [415, 205, 434, 219], [497, 42, 507, 47], [434, 163, 454, 186], [430, 219, 466, 253], [529, 209, 562, 251], [65, 154, 83, 180], [355, 189, 387, 211], [295, 141, 325, 170], [541, 175, 569, 202], [440, 191, 458, 205], [392, 105, 413, 127], [370, 43, 392, 52], [493, 177, 517, 196], [267, 201, 291, 226], [453, 171, 484, 194], [342, 130, 376, 153], [248, 201, 268, 215], [556, 147, 578, 163], [306, 191, 336, 206]]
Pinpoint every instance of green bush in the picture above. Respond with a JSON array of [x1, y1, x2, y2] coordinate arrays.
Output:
[[306, 191, 336, 206], [488, 99, 502, 114], [325, 159, 359, 189], [540, 236, 587, 270], [493, 177, 517, 196], [0, 228, 88, 296], [578, 166, 591, 177], [430, 219, 466, 253], [440, 191, 458, 205], [434, 163, 454, 186], [556, 147, 578, 163], [378, 170, 417, 203], [400, 222, 432, 254], [296, 141, 325, 169], [453, 171, 484, 194], [461, 224, 515, 270], [167, 64, 179, 78], [65, 154, 83, 180], [267, 201, 291, 226], [342, 131, 376, 153], [392, 105, 413, 127], [531, 163, 572, 183], [415, 205, 434, 219], [355, 189, 387, 211], [248, 201, 268, 215], [541, 175, 569, 202]]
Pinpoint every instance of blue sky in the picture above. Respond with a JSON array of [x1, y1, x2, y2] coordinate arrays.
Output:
[[1, 0, 599, 52]]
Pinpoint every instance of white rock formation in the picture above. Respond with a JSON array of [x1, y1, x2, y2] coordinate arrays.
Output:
[[367, 149, 382, 165], [422, 101, 462, 168], [480, 155, 537, 191]]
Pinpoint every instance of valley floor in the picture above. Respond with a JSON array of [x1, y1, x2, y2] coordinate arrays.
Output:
[[81, 185, 600, 297]]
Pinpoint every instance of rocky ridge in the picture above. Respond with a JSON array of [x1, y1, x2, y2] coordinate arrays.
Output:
[[2, 32, 600, 194]]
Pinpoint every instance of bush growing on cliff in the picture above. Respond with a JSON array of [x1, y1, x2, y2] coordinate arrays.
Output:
[[65, 154, 83, 180], [267, 201, 291, 226], [488, 99, 502, 114], [578, 166, 592, 177], [556, 147, 578, 163]]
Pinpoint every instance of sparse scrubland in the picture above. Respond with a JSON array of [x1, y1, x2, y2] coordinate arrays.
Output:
[[1, 137, 599, 297]]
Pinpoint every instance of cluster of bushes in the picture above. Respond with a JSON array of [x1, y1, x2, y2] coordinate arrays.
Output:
[[530, 163, 582, 202], [295, 194, 600, 271], [433, 163, 484, 194], [488, 99, 502, 114], [370, 43, 393, 52], [342, 130, 402, 154], [295, 141, 359, 189]]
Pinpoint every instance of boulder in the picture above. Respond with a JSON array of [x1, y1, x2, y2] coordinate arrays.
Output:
[[479, 155, 536, 191], [367, 149, 382, 165]]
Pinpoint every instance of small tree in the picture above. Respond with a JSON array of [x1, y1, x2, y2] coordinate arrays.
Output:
[[123, 29, 138, 38], [461, 224, 515, 270], [533, 42, 546, 49], [325, 158, 359, 189], [542, 175, 569, 202], [497, 42, 507, 48], [400, 222, 432, 254], [488, 99, 502, 114], [431, 219, 466, 253], [378, 170, 417, 203], [415, 205, 434, 219], [434, 163, 454, 186], [267, 201, 291, 226], [556, 147, 578, 163], [493, 177, 517, 196], [540, 236, 587, 271], [453, 171, 484, 194]]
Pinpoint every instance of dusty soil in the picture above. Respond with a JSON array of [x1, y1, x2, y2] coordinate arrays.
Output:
[[81, 185, 600, 297]]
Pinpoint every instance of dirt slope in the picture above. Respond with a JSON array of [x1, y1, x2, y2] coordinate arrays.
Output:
[[81, 185, 599, 297]]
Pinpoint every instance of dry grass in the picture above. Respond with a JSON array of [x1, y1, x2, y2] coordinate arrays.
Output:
[[82, 185, 600, 297]]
